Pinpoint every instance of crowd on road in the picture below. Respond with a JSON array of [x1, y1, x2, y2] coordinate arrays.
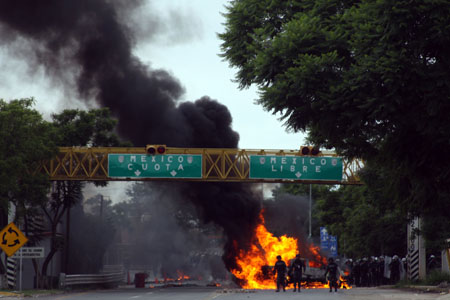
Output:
[[271, 253, 441, 293], [339, 256, 405, 287], [339, 254, 441, 287]]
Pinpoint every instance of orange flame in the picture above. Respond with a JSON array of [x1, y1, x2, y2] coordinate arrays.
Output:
[[176, 270, 190, 281], [231, 213, 297, 289], [231, 213, 351, 290]]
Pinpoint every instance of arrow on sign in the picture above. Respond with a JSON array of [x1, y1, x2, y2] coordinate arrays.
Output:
[[134, 170, 141, 176], [295, 172, 302, 178], [8, 227, 18, 236], [8, 239, 20, 247]]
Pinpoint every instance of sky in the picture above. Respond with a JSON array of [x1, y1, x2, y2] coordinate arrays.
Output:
[[0, 0, 304, 202]]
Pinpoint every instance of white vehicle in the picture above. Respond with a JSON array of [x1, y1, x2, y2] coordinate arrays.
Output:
[[302, 259, 326, 282]]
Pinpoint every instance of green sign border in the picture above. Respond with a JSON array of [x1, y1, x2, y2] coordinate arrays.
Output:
[[249, 155, 343, 181], [108, 154, 203, 179]]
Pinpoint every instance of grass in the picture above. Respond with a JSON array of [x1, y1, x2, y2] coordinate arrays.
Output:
[[0, 289, 64, 297], [423, 270, 450, 286], [393, 270, 450, 290]]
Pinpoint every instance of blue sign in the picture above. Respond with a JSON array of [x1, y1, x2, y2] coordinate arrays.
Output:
[[329, 235, 338, 257], [320, 227, 338, 257], [320, 227, 329, 250]]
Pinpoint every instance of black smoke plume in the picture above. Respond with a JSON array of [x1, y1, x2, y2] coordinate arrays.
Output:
[[0, 0, 261, 277]]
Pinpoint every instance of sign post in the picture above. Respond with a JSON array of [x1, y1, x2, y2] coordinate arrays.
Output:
[[0, 223, 28, 257], [0, 223, 28, 291], [320, 227, 329, 250], [12, 247, 45, 258]]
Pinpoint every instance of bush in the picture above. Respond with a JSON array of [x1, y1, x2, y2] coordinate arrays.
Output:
[[424, 270, 450, 285]]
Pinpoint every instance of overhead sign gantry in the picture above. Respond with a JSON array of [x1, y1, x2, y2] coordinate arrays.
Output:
[[36, 145, 363, 184]]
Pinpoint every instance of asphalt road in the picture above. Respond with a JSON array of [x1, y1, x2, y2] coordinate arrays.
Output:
[[7, 286, 449, 300]]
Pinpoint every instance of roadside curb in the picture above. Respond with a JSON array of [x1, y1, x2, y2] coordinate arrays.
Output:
[[403, 285, 450, 295]]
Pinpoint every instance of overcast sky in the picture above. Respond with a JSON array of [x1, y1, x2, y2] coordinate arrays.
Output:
[[0, 0, 304, 202]]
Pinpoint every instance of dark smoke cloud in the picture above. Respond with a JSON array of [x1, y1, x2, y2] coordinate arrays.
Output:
[[264, 192, 327, 265], [0, 0, 260, 278], [117, 182, 229, 281]]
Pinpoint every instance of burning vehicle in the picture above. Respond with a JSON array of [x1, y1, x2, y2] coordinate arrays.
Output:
[[230, 212, 351, 289]]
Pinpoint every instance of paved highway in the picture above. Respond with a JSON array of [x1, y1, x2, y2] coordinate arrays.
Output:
[[7, 286, 448, 300]]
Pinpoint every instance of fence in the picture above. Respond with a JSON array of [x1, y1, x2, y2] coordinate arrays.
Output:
[[59, 272, 124, 289]]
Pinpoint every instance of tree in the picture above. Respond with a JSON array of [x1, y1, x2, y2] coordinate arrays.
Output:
[[51, 108, 126, 147], [37, 108, 126, 285], [278, 180, 407, 258], [220, 0, 450, 245], [68, 194, 116, 274], [314, 184, 407, 258], [0, 98, 57, 273], [0, 98, 57, 218]]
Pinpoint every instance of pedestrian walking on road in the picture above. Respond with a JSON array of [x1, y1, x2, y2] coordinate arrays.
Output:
[[289, 254, 306, 292], [273, 255, 287, 292], [324, 257, 340, 292]]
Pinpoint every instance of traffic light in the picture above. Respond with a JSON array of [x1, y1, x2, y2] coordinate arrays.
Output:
[[300, 146, 321, 156], [145, 145, 166, 155]]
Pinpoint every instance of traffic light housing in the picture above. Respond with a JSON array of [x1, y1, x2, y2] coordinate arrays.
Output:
[[300, 146, 321, 156], [145, 145, 166, 155]]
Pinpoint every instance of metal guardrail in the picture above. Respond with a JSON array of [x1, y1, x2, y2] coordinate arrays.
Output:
[[59, 272, 124, 289]]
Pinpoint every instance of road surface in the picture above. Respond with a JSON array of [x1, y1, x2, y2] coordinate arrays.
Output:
[[5, 286, 449, 300]]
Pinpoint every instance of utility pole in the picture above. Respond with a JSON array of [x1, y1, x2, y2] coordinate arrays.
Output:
[[65, 204, 71, 274], [407, 217, 426, 280], [100, 195, 104, 219], [309, 184, 312, 238]]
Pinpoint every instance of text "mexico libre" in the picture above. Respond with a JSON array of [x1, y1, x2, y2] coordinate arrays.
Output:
[[259, 156, 339, 173]]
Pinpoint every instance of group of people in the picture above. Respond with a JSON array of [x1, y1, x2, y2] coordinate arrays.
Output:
[[273, 254, 341, 293], [273, 254, 306, 292], [341, 255, 407, 286], [272, 253, 419, 293]]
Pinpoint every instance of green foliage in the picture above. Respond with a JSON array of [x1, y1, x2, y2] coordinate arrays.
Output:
[[0, 98, 58, 222], [423, 270, 450, 286], [220, 0, 450, 247], [316, 184, 407, 257], [0, 100, 125, 277], [278, 178, 407, 257], [51, 108, 126, 147]]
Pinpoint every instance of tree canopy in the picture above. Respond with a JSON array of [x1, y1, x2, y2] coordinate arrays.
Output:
[[0, 98, 58, 225], [277, 179, 407, 258], [0, 99, 126, 279], [219, 1, 450, 223], [39, 108, 126, 278]]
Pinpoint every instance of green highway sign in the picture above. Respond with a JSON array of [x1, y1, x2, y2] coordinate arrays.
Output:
[[249, 155, 343, 181], [108, 154, 202, 179]]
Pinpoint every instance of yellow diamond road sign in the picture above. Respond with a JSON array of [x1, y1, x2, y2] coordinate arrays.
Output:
[[0, 222, 28, 257]]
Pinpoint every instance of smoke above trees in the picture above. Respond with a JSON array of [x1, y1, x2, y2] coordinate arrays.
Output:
[[0, 0, 261, 277]]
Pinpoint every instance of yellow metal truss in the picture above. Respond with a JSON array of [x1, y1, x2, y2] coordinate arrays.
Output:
[[36, 147, 363, 184]]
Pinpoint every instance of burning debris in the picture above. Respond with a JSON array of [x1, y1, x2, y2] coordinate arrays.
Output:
[[231, 212, 351, 290], [0, 2, 350, 291]]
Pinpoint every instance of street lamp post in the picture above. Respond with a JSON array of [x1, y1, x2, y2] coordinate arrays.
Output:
[[309, 184, 312, 238]]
